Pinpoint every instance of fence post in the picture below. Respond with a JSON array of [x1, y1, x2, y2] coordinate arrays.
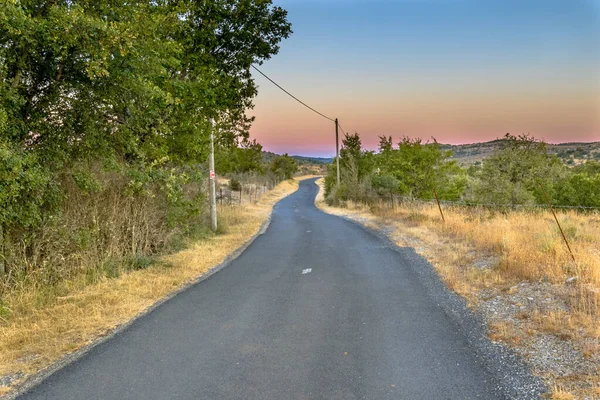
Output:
[[538, 183, 577, 266], [433, 188, 446, 223]]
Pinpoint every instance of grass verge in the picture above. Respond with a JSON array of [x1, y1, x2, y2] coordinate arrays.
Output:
[[0, 177, 307, 396], [315, 179, 600, 399]]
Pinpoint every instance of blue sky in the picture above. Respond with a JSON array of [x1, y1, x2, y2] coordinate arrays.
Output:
[[250, 0, 600, 157]]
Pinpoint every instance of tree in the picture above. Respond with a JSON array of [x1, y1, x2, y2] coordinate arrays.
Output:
[[176, 0, 292, 147], [553, 161, 600, 208], [270, 154, 297, 180], [374, 137, 463, 200], [0, 0, 292, 166], [339, 132, 374, 182], [469, 134, 566, 205], [216, 138, 264, 174]]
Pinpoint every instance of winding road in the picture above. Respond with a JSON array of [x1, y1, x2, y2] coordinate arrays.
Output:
[[17, 178, 536, 399]]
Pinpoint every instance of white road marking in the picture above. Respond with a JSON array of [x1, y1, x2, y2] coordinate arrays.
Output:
[[302, 268, 312, 275]]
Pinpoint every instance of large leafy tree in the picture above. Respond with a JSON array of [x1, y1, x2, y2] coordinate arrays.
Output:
[[176, 0, 292, 150], [0, 0, 292, 165]]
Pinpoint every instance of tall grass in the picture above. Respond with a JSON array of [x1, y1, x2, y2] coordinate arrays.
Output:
[[1, 169, 205, 306]]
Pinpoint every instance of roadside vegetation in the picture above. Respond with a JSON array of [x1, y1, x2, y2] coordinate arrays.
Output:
[[324, 133, 600, 209], [321, 133, 600, 399]]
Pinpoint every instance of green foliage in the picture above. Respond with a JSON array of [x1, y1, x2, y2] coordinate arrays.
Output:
[[553, 161, 600, 208], [216, 139, 265, 174], [376, 137, 461, 200], [554, 173, 600, 208], [0, 139, 59, 228], [326, 133, 462, 204], [270, 154, 298, 180], [340, 133, 375, 185], [1, 0, 291, 167], [0, 0, 292, 291], [229, 178, 242, 192], [468, 134, 566, 205], [324, 132, 598, 209], [323, 161, 338, 199]]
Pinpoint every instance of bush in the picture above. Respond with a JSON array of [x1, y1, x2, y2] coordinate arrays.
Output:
[[270, 154, 298, 180], [0, 161, 206, 293], [229, 178, 242, 191]]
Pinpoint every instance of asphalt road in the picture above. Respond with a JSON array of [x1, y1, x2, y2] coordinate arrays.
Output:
[[18, 178, 531, 400]]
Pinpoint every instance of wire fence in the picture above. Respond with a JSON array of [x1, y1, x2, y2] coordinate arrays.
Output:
[[369, 194, 600, 212], [348, 190, 598, 267], [215, 176, 285, 206]]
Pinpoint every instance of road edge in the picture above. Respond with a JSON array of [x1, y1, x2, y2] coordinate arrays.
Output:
[[4, 200, 278, 400]]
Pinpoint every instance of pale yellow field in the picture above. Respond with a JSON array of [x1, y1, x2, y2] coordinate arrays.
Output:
[[0, 177, 307, 395]]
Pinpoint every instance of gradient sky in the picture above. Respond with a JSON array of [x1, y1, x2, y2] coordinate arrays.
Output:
[[249, 0, 600, 157]]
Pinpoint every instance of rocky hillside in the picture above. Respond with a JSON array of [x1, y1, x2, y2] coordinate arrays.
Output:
[[440, 140, 600, 166]]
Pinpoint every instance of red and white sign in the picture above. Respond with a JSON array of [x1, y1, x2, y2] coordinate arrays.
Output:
[[209, 170, 215, 180]]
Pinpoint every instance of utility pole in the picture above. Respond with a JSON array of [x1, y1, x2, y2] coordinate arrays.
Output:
[[209, 118, 217, 232], [335, 118, 340, 186]]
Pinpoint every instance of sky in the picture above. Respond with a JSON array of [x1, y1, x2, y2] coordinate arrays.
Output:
[[248, 0, 600, 157]]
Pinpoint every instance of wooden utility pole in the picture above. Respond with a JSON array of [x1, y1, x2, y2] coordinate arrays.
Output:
[[209, 118, 217, 232], [335, 118, 340, 186]]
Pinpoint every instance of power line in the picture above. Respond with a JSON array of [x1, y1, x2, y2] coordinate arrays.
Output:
[[251, 65, 335, 123], [337, 122, 347, 136]]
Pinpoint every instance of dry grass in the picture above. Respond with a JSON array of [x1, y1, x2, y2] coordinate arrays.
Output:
[[551, 386, 577, 400], [489, 320, 526, 346], [0, 177, 306, 395], [318, 196, 600, 323], [315, 179, 600, 399]]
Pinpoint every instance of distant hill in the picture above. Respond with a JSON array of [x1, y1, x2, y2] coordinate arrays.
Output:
[[262, 151, 333, 165], [264, 140, 600, 168], [440, 140, 600, 166], [290, 155, 334, 164]]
